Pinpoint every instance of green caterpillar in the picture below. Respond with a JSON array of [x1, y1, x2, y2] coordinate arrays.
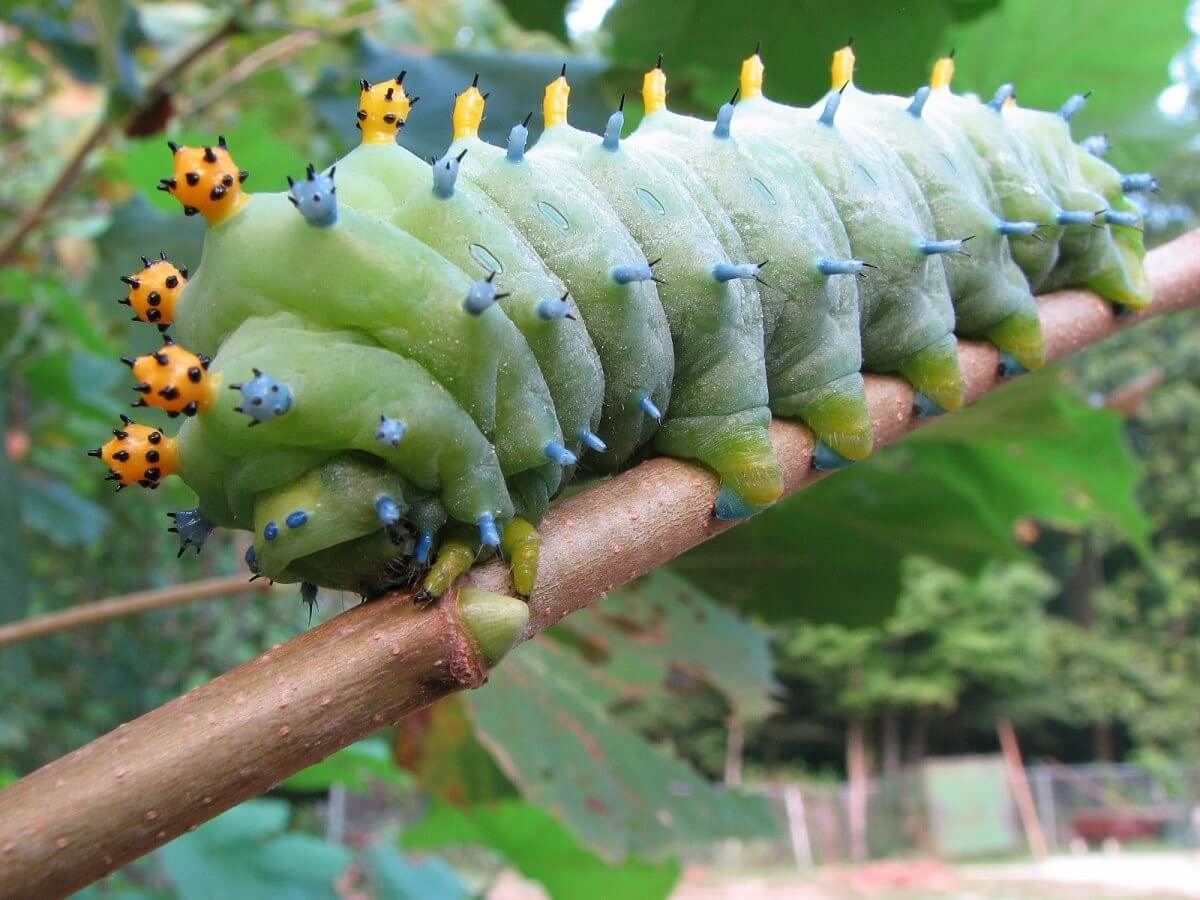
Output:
[[91, 45, 1152, 605]]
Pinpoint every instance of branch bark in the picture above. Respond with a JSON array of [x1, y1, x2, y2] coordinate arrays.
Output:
[[1, 229, 1199, 898]]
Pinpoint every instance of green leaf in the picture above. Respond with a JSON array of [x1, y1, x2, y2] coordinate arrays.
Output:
[[88, 194, 206, 299], [945, 0, 1189, 170], [465, 639, 777, 862], [282, 738, 412, 794], [0, 269, 113, 356], [497, 0, 570, 40], [21, 474, 111, 548], [0, 374, 30, 680], [159, 799, 351, 900], [364, 842, 471, 900], [404, 801, 680, 900], [673, 370, 1148, 626], [87, 0, 144, 106], [558, 570, 779, 722], [19, 348, 125, 422]]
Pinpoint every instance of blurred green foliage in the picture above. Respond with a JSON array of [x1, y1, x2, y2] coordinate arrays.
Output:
[[1, 0, 1197, 897]]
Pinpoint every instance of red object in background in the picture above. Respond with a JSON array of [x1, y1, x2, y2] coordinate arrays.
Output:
[[1072, 809, 1172, 843]]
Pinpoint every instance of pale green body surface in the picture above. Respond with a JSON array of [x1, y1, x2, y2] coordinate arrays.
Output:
[[161, 73, 1148, 595]]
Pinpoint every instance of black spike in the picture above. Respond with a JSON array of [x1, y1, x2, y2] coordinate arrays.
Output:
[[656, 53, 663, 70], [133, 382, 151, 393], [619, 93, 626, 111], [523, 111, 533, 127], [131, 399, 148, 408], [395, 71, 406, 85], [203, 146, 217, 163], [117, 297, 131, 306], [160, 250, 169, 261], [730, 88, 740, 105], [87, 448, 102, 458], [184, 401, 199, 417], [217, 134, 227, 147], [120, 356, 136, 368], [385, 87, 394, 101], [183, 206, 199, 216], [167, 140, 180, 153], [120, 414, 133, 425], [472, 73, 480, 87], [456, 148, 468, 162], [560, 63, 567, 78], [140, 255, 152, 267], [106, 472, 122, 481], [121, 275, 140, 288], [238, 170, 249, 184], [158, 386, 179, 400], [361, 78, 371, 92]]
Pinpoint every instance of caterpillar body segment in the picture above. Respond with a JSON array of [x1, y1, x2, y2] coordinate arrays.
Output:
[[91, 46, 1153, 604]]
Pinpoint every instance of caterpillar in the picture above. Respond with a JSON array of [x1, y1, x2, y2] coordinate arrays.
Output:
[[90, 45, 1153, 605]]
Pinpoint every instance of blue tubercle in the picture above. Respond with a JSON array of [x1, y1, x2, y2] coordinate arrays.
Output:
[[999, 353, 1029, 378], [914, 393, 946, 418], [713, 486, 762, 521], [415, 531, 434, 565], [813, 441, 853, 471], [1081, 134, 1109, 158], [376, 495, 402, 527], [1057, 209, 1098, 227], [244, 545, 260, 575], [997, 220, 1039, 237], [1104, 209, 1141, 229], [537, 292, 573, 320], [1059, 91, 1091, 122], [818, 84, 846, 127], [167, 507, 215, 557], [286, 164, 337, 227], [919, 237, 972, 256], [578, 428, 607, 452], [638, 393, 663, 422], [602, 101, 624, 151], [713, 261, 765, 282], [432, 149, 467, 198], [463, 273, 504, 315], [612, 262, 654, 284], [1120, 172, 1158, 193], [818, 257, 871, 277], [230, 368, 293, 426], [264, 521, 279, 541], [376, 415, 406, 447], [987, 83, 1015, 112], [285, 510, 309, 529], [507, 114, 531, 162], [544, 441, 578, 466], [477, 512, 501, 548], [907, 86, 931, 118], [713, 95, 737, 138]]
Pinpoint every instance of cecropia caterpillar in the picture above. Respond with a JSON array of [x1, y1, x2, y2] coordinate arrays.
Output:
[[91, 46, 1151, 606]]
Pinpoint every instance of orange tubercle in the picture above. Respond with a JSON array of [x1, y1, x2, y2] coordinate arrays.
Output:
[[358, 74, 413, 145], [120, 253, 187, 329], [90, 417, 179, 490], [453, 83, 486, 140], [161, 137, 249, 225], [124, 339, 217, 418]]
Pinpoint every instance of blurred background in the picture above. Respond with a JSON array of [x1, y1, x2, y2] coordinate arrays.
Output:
[[1, 1, 1198, 897]]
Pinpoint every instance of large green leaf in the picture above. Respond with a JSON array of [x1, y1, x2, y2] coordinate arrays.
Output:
[[600, 0, 977, 113], [558, 570, 779, 722], [498, 0, 571, 40], [364, 842, 470, 900], [465, 639, 777, 862], [404, 801, 680, 900], [160, 799, 351, 900], [946, 0, 1189, 171], [281, 737, 411, 794], [673, 370, 1149, 626]]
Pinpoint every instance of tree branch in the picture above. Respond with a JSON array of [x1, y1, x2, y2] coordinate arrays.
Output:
[[0, 575, 272, 649], [0, 14, 243, 268], [1, 230, 1198, 898]]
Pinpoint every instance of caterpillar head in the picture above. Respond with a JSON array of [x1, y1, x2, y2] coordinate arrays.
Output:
[[88, 416, 179, 491], [160, 137, 249, 224], [453, 76, 486, 140], [358, 74, 413, 145], [123, 337, 215, 418], [119, 252, 187, 330]]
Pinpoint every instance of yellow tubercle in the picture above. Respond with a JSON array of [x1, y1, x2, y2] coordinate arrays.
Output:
[[421, 540, 476, 599], [126, 340, 217, 418], [121, 254, 187, 329], [500, 517, 541, 597], [161, 139, 249, 225], [92, 420, 179, 490], [358, 75, 413, 145], [453, 84, 486, 140], [544, 70, 570, 128], [642, 65, 667, 114], [831, 43, 856, 90], [740, 52, 764, 100], [930, 56, 955, 90]]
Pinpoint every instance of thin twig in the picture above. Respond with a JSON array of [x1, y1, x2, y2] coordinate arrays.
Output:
[[1, 230, 1197, 899], [0, 14, 244, 268], [0, 575, 273, 649]]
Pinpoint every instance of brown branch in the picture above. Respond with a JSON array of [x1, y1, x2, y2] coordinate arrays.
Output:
[[1, 230, 1198, 898], [0, 14, 243, 268], [0, 575, 272, 649]]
